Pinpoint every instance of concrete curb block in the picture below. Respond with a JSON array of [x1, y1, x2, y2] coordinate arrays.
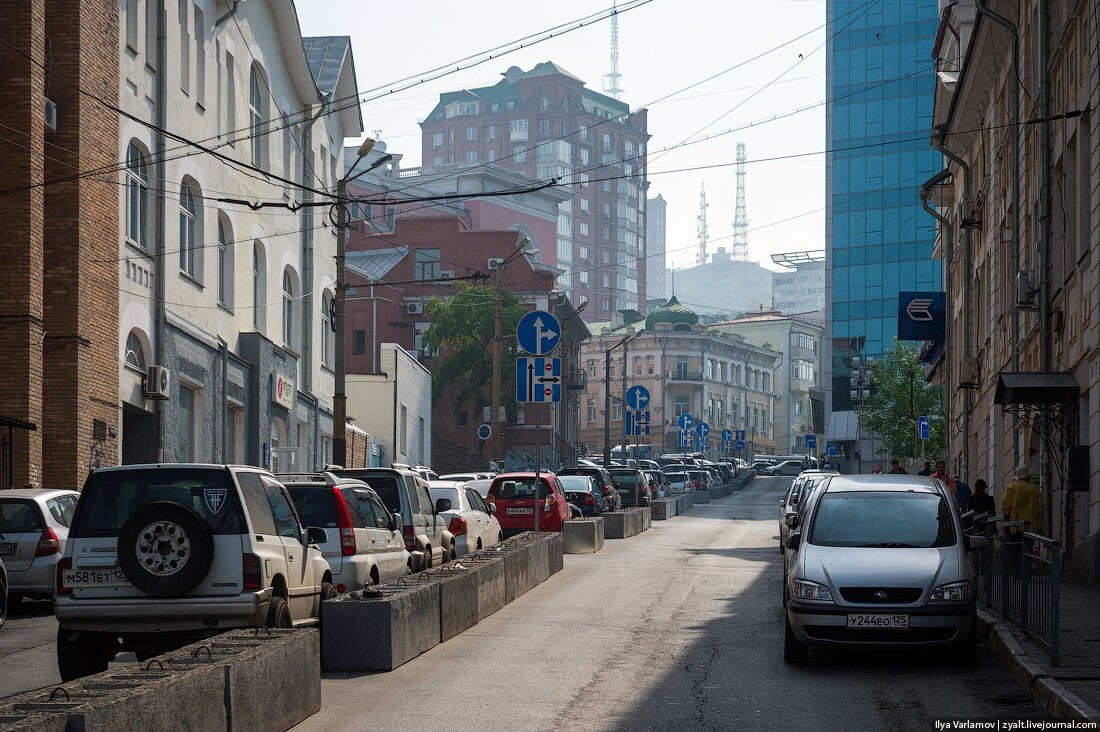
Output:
[[503, 539, 537, 602], [563, 518, 604, 553], [651, 498, 674, 520], [435, 564, 480, 642], [604, 508, 650, 539], [691, 490, 710, 504], [322, 581, 440, 671], [978, 608, 1100, 722], [546, 532, 564, 574]]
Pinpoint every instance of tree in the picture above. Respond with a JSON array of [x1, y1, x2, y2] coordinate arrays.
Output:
[[421, 285, 527, 418], [857, 339, 945, 460]]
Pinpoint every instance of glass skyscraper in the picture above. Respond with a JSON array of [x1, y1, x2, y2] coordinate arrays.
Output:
[[824, 0, 942, 462]]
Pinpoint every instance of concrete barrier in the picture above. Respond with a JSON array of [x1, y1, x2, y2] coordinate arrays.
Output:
[[546, 531, 564, 574], [604, 507, 651, 539], [433, 563, 481, 642], [691, 489, 710, 504], [651, 498, 674, 520], [322, 580, 441, 672], [217, 628, 321, 732], [564, 518, 604, 553]]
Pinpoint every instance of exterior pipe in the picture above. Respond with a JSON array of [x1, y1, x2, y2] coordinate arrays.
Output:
[[153, 0, 167, 461]]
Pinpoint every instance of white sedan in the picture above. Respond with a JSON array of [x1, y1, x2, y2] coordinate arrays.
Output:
[[428, 481, 502, 556]]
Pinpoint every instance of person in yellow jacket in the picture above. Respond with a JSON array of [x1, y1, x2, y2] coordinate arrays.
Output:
[[1002, 465, 1046, 534]]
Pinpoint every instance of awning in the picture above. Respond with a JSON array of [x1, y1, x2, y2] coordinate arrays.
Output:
[[993, 372, 1078, 407], [0, 414, 36, 431]]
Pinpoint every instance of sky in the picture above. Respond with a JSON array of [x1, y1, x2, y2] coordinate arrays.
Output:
[[297, 0, 828, 273]]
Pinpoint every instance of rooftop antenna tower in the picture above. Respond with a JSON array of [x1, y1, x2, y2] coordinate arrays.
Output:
[[733, 141, 749, 261], [603, 1, 624, 99], [697, 183, 709, 266]]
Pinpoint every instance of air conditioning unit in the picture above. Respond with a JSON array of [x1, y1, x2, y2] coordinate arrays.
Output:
[[1015, 270, 1039, 310], [439, 270, 455, 280], [44, 98, 58, 131], [488, 258, 505, 270], [958, 357, 980, 389], [144, 365, 171, 400], [406, 302, 425, 315]]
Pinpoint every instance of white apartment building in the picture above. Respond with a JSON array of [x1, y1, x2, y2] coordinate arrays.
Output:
[[117, 0, 362, 469]]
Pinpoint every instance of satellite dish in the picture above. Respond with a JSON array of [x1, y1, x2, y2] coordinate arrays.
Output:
[[372, 140, 387, 154]]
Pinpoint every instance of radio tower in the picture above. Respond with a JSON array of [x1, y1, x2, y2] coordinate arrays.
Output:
[[697, 183, 709, 266], [603, 1, 624, 99], [732, 141, 749, 260]]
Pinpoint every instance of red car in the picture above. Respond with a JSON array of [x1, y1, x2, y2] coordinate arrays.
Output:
[[487, 472, 570, 536]]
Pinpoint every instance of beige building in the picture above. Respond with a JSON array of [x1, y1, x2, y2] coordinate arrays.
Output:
[[577, 298, 782, 460], [927, 0, 1099, 577]]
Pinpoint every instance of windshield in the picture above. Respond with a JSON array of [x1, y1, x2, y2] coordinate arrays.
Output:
[[558, 476, 593, 492], [809, 491, 956, 548], [335, 472, 401, 513], [0, 499, 44, 533], [609, 472, 643, 486], [665, 473, 688, 482], [490, 478, 551, 499]]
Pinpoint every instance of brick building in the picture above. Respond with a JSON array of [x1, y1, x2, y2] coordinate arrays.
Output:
[[0, 1, 120, 489], [419, 62, 651, 321]]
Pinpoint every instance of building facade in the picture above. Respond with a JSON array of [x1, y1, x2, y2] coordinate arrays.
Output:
[[418, 63, 651, 320], [825, 0, 943, 460], [771, 251, 826, 317], [928, 0, 1099, 576], [116, 1, 363, 471], [347, 344, 432, 470], [646, 194, 668, 301], [577, 299, 782, 460]]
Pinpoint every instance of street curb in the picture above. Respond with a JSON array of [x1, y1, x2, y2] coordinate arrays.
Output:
[[977, 609, 1100, 722]]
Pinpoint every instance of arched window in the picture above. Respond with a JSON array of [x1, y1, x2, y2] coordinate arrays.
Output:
[[249, 64, 269, 168], [252, 241, 266, 333], [124, 329, 147, 372], [282, 267, 298, 349], [320, 290, 334, 367], [178, 179, 201, 278], [125, 141, 149, 250], [217, 214, 233, 308]]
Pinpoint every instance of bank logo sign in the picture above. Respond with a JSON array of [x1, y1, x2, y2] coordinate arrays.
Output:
[[898, 292, 946, 341]]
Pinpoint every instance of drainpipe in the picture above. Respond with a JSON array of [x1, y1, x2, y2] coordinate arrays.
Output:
[[153, 0, 168, 461], [975, 0, 1022, 474], [932, 128, 974, 484], [218, 337, 228, 461], [920, 166, 958, 474], [298, 99, 328, 465]]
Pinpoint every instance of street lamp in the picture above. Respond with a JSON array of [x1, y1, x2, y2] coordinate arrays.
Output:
[[849, 356, 873, 473], [333, 138, 393, 467], [603, 331, 637, 465]]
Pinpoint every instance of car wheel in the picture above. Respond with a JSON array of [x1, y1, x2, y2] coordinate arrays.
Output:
[[57, 628, 117, 681], [783, 617, 808, 664], [117, 501, 214, 597], [0, 579, 6, 628], [265, 596, 292, 629], [449, 544, 457, 562], [423, 546, 433, 569], [320, 582, 338, 602]]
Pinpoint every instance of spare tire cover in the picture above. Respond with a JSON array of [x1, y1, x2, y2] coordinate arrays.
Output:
[[118, 501, 215, 597]]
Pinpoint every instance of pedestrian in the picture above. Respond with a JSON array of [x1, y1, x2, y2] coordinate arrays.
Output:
[[801, 454, 810, 470], [917, 460, 933, 476], [969, 479, 995, 516], [888, 458, 907, 474], [1003, 465, 1045, 535], [953, 473, 971, 511], [931, 460, 957, 497], [871, 465, 883, 474]]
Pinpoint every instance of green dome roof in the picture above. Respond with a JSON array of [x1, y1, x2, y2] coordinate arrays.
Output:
[[645, 296, 699, 330]]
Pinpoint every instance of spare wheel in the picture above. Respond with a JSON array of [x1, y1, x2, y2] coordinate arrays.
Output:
[[118, 501, 215, 597]]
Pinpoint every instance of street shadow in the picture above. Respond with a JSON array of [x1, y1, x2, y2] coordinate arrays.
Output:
[[7, 597, 53, 619]]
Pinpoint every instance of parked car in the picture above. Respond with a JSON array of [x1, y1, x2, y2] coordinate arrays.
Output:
[[644, 470, 670, 498], [558, 466, 621, 511], [606, 467, 652, 507], [428, 481, 502, 554], [54, 464, 334, 681], [466, 479, 493, 498], [280, 472, 410, 592], [687, 470, 711, 491], [558, 475, 609, 516], [763, 460, 806, 476], [751, 459, 777, 471], [438, 472, 492, 482], [636, 459, 661, 472], [662, 471, 692, 492], [783, 474, 985, 664], [0, 489, 80, 606], [487, 473, 571, 536], [414, 466, 441, 482], [330, 467, 453, 570]]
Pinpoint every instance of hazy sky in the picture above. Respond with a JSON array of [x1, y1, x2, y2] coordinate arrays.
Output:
[[297, 0, 827, 273]]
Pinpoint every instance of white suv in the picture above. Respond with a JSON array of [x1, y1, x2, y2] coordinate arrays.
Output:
[[55, 464, 333, 681]]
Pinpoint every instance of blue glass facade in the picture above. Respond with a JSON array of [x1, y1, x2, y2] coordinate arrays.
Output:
[[827, 0, 942, 413]]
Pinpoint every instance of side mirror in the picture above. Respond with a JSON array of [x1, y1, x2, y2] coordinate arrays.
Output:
[[434, 498, 452, 513], [306, 526, 328, 546], [391, 513, 403, 532], [785, 532, 802, 551], [966, 535, 990, 551], [488, 502, 497, 514], [784, 511, 799, 527]]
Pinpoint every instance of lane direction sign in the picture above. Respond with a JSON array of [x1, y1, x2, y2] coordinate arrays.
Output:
[[516, 310, 561, 356], [805, 434, 817, 450], [516, 356, 561, 403], [721, 429, 733, 443], [625, 385, 650, 411], [695, 422, 710, 438], [677, 413, 694, 431]]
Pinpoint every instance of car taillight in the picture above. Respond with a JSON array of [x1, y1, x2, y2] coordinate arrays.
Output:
[[402, 523, 414, 550], [583, 494, 596, 506], [448, 516, 468, 535], [56, 556, 72, 595], [36, 526, 60, 557], [332, 488, 357, 557], [242, 553, 262, 591]]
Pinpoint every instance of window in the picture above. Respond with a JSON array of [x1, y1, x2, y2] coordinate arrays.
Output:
[[579, 271, 589, 286], [510, 119, 528, 141], [580, 173, 589, 187], [456, 410, 468, 427], [352, 330, 366, 355], [611, 403, 622, 422], [512, 146, 527, 163], [125, 0, 138, 52], [226, 406, 243, 462], [647, 356, 654, 375], [432, 132, 443, 147], [433, 156, 443, 165], [224, 52, 235, 134], [321, 290, 334, 367], [602, 298, 611, 311], [124, 329, 147, 372], [178, 181, 199, 278], [795, 400, 805, 416], [586, 359, 596, 378], [179, 385, 197, 461], [587, 399, 596, 422], [282, 268, 298, 349], [579, 125, 588, 142], [466, 150, 477, 163], [178, 0, 189, 93], [217, 215, 232, 307], [580, 148, 589, 165], [539, 119, 550, 135], [634, 356, 642, 376], [580, 198, 590, 213], [193, 5, 205, 104], [414, 248, 441, 280], [486, 126, 495, 140], [602, 202, 611, 219], [487, 149, 495, 162], [125, 142, 149, 250], [252, 242, 266, 332], [263, 481, 300, 540], [146, 0, 158, 68], [602, 132, 612, 151], [674, 397, 689, 416], [400, 405, 408, 454], [249, 64, 269, 168], [579, 222, 589, 237], [539, 97, 549, 111]]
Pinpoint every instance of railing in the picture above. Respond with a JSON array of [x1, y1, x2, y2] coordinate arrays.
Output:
[[964, 514, 1061, 664], [564, 368, 587, 391], [666, 370, 704, 382]]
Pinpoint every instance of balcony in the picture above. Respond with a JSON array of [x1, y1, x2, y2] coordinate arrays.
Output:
[[666, 370, 704, 383], [565, 368, 588, 391]]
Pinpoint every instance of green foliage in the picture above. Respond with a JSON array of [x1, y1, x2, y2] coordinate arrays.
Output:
[[421, 285, 527, 416], [856, 339, 946, 460]]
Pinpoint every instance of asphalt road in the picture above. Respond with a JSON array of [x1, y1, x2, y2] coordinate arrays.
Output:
[[0, 598, 61, 696], [299, 476, 1045, 732]]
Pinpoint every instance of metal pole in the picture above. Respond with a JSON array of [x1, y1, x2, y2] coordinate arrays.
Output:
[[603, 345, 612, 466], [332, 177, 348, 466], [621, 337, 629, 460], [534, 403, 541, 534], [491, 266, 503, 468]]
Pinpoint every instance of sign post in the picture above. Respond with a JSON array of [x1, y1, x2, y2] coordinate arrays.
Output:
[[516, 310, 561, 534]]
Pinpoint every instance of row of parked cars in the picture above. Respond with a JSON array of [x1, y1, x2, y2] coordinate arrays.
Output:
[[776, 467, 989, 664]]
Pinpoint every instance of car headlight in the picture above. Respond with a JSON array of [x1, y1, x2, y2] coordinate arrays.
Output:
[[789, 579, 833, 602], [930, 580, 972, 602]]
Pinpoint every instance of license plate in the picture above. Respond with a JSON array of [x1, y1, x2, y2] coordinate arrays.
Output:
[[616, 488, 630, 493], [505, 507, 533, 515], [63, 569, 132, 588], [0, 543, 14, 557], [846, 614, 909, 629]]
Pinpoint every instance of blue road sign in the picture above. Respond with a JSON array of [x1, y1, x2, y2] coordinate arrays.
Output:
[[516, 357, 561, 403], [625, 385, 651, 411], [677, 413, 694, 430], [721, 441, 731, 453], [918, 416, 930, 440], [721, 429, 733, 443], [827, 444, 838, 456], [734, 440, 746, 451], [677, 430, 692, 448], [734, 429, 745, 442], [805, 434, 817, 450], [695, 422, 710, 438], [516, 310, 561, 356], [477, 423, 492, 440], [625, 410, 651, 437]]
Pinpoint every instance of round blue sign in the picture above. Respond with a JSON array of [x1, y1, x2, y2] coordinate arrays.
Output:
[[515, 310, 561, 356], [677, 413, 694, 430], [721, 429, 733, 442], [695, 422, 710, 437], [477, 423, 492, 441]]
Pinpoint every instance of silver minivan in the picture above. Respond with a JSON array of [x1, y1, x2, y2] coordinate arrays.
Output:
[[783, 474, 987, 664]]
